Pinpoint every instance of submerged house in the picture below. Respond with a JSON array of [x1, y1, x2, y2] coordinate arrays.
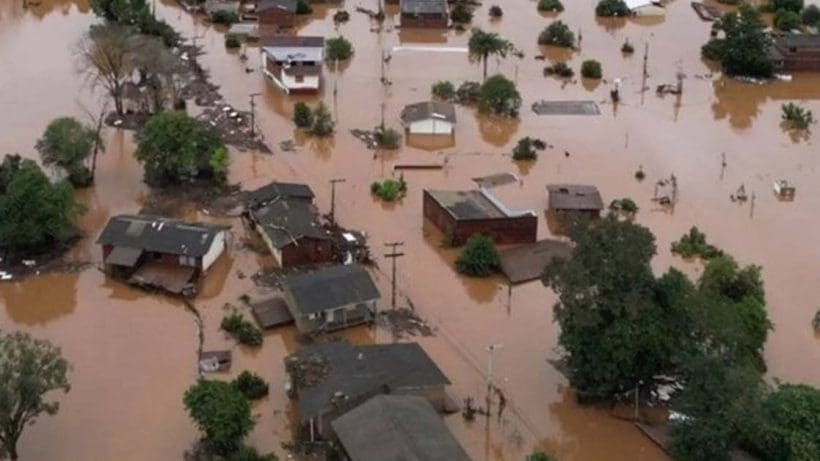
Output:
[[331, 395, 472, 461], [261, 36, 324, 94], [546, 184, 604, 220], [400, 0, 449, 28], [771, 34, 820, 72], [244, 181, 316, 209], [285, 340, 451, 438], [248, 198, 332, 268], [625, 0, 666, 16], [401, 101, 456, 135], [423, 188, 538, 245], [281, 264, 380, 333], [256, 0, 297, 28], [97, 215, 229, 296]]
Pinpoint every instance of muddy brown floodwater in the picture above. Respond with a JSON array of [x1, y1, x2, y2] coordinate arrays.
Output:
[[2, 0, 820, 460]]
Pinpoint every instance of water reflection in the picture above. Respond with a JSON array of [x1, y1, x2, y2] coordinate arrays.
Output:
[[1, 272, 79, 325], [477, 113, 520, 147]]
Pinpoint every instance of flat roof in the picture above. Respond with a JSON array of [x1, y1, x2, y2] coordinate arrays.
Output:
[[547, 184, 604, 211], [425, 189, 506, 220]]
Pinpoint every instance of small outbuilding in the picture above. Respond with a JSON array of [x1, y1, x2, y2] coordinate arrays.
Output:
[[332, 395, 472, 461], [546, 184, 604, 220], [400, 0, 449, 28], [625, 0, 666, 16], [261, 36, 324, 94], [256, 0, 297, 28], [423, 188, 538, 245], [281, 264, 380, 333], [248, 199, 332, 268], [771, 35, 820, 72], [401, 101, 456, 135]]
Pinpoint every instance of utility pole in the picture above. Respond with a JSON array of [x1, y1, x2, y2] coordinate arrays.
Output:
[[249, 92, 261, 138], [329, 178, 346, 225], [485, 344, 503, 418], [641, 42, 650, 106], [384, 242, 405, 309]]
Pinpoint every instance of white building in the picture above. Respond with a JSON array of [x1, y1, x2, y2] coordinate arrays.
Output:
[[400, 101, 457, 135], [260, 36, 324, 94], [625, 0, 666, 16]]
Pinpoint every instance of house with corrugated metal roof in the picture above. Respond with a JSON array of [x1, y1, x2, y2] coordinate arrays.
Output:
[[260, 36, 324, 94]]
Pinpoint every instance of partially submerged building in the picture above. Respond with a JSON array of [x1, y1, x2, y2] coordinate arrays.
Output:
[[261, 36, 324, 94], [771, 34, 820, 72], [243, 181, 316, 209], [400, 0, 449, 28], [401, 101, 456, 135], [281, 264, 380, 333], [97, 215, 229, 296], [546, 184, 604, 220], [256, 0, 297, 29], [625, 0, 666, 16], [423, 188, 538, 245], [247, 199, 332, 268], [285, 340, 451, 438], [331, 395, 471, 461]]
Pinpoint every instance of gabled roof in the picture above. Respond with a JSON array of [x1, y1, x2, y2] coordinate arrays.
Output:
[[401, 0, 448, 15], [244, 181, 315, 207], [250, 199, 328, 249], [332, 395, 472, 461], [262, 36, 325, 62], [289, 341, 450, 419], [282, 265, 380, 314], [257, 0, 297, 13], [547, 184, 604, 211], [401, 101, 456, 124], [97, 215, 228, 257]]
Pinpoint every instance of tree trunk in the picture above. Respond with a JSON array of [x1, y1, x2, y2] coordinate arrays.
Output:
[[9, 442, 17, 460], [483, 55, 488, 81]]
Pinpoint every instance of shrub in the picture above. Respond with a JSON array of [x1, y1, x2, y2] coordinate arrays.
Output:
[[671, 226, 724, 259], [210, 147, 229, 185], [478, 74, 521, 117], [371, 178, 406, 202], [456, 81, 481, 104], [802, 5, 820, 25], [229, 446, 278, 461], [432, 81, 456, 100], [450, 1, 473, 23], [225, 34, 241, 48], [183, 380, 253, 456], [701, 38, 726, 61], [581, 60, 602, 79], [621, 39, 635, 54], [211, 9, 239, 25], [333, 9, 350, 23], [221, 313, 263, 347], [544, 62, 574, 77], [35, 116, 98, 188], [375, 126, 402, 149], [293, 102, 313, 128], [296, 0, 313, 14], [774, 9, 801, 30], [308, 102, 334, 137], [232, 371, 269, 400], [489, 5, 503, 17], [325, 37, 353, 61], [455, 234, 500, 277], [537, 0, 564, 12], [782, 102, 814, 129], [527, 453, 557, 461], [596, 0, 630, 17], [609, 198, 639, 215], [512, 137, 537, 160], [762, 0, 804, 13], [538, 21, 575, 47]]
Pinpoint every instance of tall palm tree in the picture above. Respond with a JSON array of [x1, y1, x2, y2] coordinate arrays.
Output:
[[468, 28, 514, 80]]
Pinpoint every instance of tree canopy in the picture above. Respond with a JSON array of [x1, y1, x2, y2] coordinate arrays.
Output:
[[134, 111, 226, 185], [325, 37, 354, 61], [35, 117, 99, 187], [0, 332, 70, 461], [455, 234, 500, 277], [702, 4, 774, 78], [183, 380, 254, 456], [478, 74, 521, 117], [538, 21, 575, 47]]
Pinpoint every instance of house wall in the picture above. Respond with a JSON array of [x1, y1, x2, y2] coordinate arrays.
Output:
[[290, 299, 377, 333], [201, 230, 227, 271], [408, 119, 454, 135], [777, 51, 820, 72], [281, 72, 321, 93], [281, 238, 334, 267], [400, 13, 448, 29], [257, 8, 294, 27], [631, 5, 665, 16]]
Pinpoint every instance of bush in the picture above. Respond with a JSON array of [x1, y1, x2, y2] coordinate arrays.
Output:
[[782, 102, 814, 129], [332, 9, 350, 23], [544, 62, 574, 78], [232, 371, 269, 400], [296, 0, 313, 14], [211, 9, 239, 25], [456, 81, 481, 104], [293, 102, 313, 128], [762, 0, 804, 13], [609, 198, 639, 215], [527, 453, 557, 461], [596, 0, 630, 17], [802, 4, 820, 25], [229, 446, 278, 461], [581, 60, 602, 79], [701, 38, 726, 61], [325, 37, 353, 61], [221, 313, 263, 347], [489, 5, 503, 17], [621, 39, 635, 54], [478, 74, 521, 117], [774, 8, 801, 30], [538, 21, 575, 47], [450, 1, 473, 23], [455, 234, 500, 277], [225, 34, 240, 49], [537, 0, 564, 12], [210, 147, 229, 185], [512, 137, 537, 160], [371, 177, 406, 202], [35, 116, 98, 188], [432, 81, 456, 101], [183, 380, 254, 456], [308, 102, 334, 137], [375, 126, 402, 149], [671, 226, 724, 259]]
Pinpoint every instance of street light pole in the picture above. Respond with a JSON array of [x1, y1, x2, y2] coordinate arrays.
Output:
[[486, 344, 503, 418]]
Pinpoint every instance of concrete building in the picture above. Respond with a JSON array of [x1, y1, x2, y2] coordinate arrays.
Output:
[[401, 101, 456, 135], [261, 36, 324, 94], [546, 184, 604, 220]]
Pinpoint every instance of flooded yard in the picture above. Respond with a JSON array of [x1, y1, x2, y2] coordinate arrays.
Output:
[[1, 0, 819, 460]]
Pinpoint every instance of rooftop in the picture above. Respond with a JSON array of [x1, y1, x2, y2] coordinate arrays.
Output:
[[244, 181, 315, 207], [401, 0, 448, 15], [773, 34, 820, 51], [97, 215, 228, 257], [401, 101, 456, 124], [332, 395, 471, 461], [262, 36, 325, 62], [289, 340, 450, 419], [547, 184, 604, 211], [425, 188, 535, 220], [498, 239, 573, 284], [282, 265, 380, 315], [250, 199, 328, 249], [257, 0, 297, 13]]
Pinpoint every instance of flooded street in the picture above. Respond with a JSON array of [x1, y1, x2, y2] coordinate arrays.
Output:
[[1, 0, 819, 460]]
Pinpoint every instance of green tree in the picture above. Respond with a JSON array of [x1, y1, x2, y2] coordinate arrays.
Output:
[[455, 234, 500, 277], [0, 332, 70, 461], [537, 0, 564, 12], [0, 156, 82, 256], [478, 74, 521, 117], [581, 60, 603, 79], [596, 0, 630, 17], [512, 137, 537, 160], [782, 102, 814, 129], [538, 21, 575, 47], [450, 1, 474, 23], [90, 0, 148, 22], [527, 452, 557, 461], [432, 81, 456, 100], [325, 37, 353, 61], [134, 111, 226, 185], [35, 117, 100, 187], [210, 147, 229, 185], [296, 0, 313, 14], [232, 371, 269, 401], [308, 102, 334, 137], [802, 5, 820, 26], [743, 384, 820, 461], [764, 0, 804, 13], [774, 9, 801, 30], [713, 5, 774, 78], [183, 380, 254, 456], [468, 28, 515, 80], [293, 102, 313, 128]]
